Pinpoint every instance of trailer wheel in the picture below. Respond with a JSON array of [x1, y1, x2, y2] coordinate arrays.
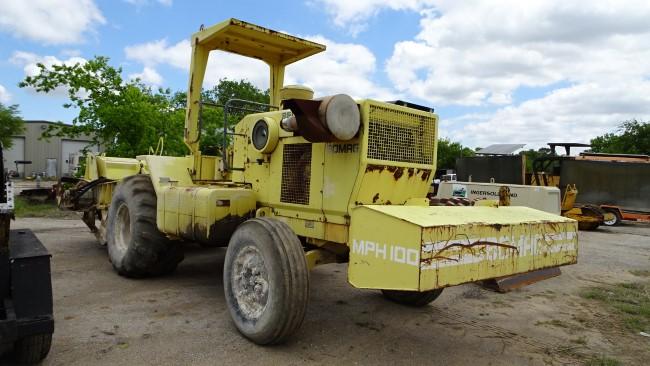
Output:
[[602, 209, 622, 226], [224, 218, 309, 345], [381, 288, 444, 307], [106, 175, 183, 277], [12, 333, 52, 363]]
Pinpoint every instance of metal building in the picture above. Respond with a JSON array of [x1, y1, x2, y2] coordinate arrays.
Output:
[[2, 121, 99, 178]]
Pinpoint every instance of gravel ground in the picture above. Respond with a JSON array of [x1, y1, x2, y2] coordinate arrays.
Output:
[[3, 218, 650, 365]]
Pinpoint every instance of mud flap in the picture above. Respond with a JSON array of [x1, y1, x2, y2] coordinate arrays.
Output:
[[481, 267, 562, 293]]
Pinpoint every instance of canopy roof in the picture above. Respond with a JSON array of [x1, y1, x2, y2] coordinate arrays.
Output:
[[194, 18, 325, 65]]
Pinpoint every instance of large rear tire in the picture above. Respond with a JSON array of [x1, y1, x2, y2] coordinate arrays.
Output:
[[106, 175, 183, 277], [223, 218, 309, 345], [13, 333, 52, 364], [381, 288, 444, 307]]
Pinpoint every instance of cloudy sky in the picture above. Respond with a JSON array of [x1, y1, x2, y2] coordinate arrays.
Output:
[[1, 0, 649, 149]]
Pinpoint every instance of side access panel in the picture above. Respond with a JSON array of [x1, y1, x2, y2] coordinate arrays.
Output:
[[348, 206, 577, 291]]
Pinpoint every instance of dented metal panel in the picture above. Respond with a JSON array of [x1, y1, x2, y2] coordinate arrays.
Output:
[[348, 205, 578, 291]]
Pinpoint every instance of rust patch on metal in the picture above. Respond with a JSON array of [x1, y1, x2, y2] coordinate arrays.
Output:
[[365, 164, 385, 173], [481, 267, 562, 293], [284, 99, 339, 143], [421, 170, 431, 181], [421, 255, 458, 265], [498, 186, 511, 206], [385, 200, 392, 205], [392, 167, 404, 180], [430, 240, 519, 262], [372, 193, 379, 203], [491, 223, 504, 231], [407, 168, 415, 178]]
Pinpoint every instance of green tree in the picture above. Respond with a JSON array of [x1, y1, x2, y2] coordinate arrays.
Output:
[[519, 147, 551, 173], [20, 56, 269, 158], [437, 138, 475, 170], [19, 56, 186, 157], [590, 120, 650, 155], [0, 103, 25, 148], [174, 79, 270, 155]]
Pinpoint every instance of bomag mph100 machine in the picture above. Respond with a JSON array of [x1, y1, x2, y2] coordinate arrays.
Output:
[[59, 19, 578, 344]]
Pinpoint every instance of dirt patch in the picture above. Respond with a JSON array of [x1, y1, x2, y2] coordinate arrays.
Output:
[[2, 218, 649, 365]]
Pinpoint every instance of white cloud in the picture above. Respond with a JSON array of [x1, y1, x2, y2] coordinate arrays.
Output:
[[129, 67, 164, 86], [445, 82, 650, 149], [10, 52, 87, 78], [0, 84, 11, 104], [313, 0, 432, 35], [357, 0, 650, 147], [10, 51, 88, 97], [385, 1, 650, 107], [286, 35, 393, 99], [124, 35, 392, 99], [125, 39, 268, 88], [0, 0, 105, 44]]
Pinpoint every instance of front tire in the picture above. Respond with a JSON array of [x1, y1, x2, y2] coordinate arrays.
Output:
[[106, 175, 183, 277], [223, 218, 309, 345], [381, 288, 444, 307], [13, 333, 52, 364]]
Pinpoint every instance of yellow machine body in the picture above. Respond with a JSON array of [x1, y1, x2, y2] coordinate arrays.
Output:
[[80, 19, 578, 292], [349, 206, 577, 290]]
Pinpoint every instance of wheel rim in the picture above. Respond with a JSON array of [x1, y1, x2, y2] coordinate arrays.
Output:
[[603, 214, 617, 226], [231, 245, 269, 321], [114, 202, 131, 255]]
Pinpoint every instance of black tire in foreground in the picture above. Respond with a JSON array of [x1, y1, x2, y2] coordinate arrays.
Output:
[[381, 288, 444, 307], [13, 333, 52, 364], [223, 218, 309, 345], [106, 175, 183, 277]]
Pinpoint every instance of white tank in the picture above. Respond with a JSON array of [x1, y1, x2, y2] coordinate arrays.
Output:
[[436, 181, 561, 215]]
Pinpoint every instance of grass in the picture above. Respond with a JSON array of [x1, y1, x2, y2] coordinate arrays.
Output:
[[580, 281, 650, 332], [630, 269, 650, 277], [491, 298, 514, 308], [570, 336, 587, 345], [535, 319, 570, 328], [584, 355, 621, 366], [13, 196, 74, 219]]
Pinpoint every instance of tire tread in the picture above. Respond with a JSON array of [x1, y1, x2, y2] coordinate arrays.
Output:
[[106, 175, 183, 278], [13, 333, 52, 364]]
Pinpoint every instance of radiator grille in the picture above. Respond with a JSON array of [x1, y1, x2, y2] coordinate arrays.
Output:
[[280, 143, 312, 205], [367, 104, 436, 165]]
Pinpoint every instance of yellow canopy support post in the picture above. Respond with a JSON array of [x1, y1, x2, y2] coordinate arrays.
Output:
[[184, 19, 326, 177]]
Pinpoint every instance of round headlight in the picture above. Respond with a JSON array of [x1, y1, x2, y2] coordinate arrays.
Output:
[[251, 117, 279, 154]]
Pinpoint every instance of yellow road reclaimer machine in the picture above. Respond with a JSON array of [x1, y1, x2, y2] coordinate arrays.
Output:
[[61, 19, 578, 344]]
